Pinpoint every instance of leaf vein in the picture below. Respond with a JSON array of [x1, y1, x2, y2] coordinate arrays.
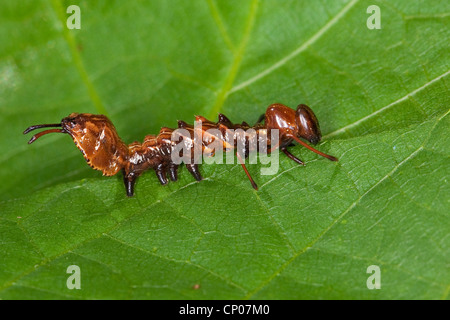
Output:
[[229, 0, 359, 94], [324, 69, 450, 139]]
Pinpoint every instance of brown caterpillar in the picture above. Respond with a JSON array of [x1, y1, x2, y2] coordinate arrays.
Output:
[[24, 103, 338, 196]]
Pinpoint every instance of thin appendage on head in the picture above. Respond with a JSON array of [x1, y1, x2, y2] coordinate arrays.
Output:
[[24, 122, 67, 144], [27, 129, 66, 144], [23, 123, 62, 135]]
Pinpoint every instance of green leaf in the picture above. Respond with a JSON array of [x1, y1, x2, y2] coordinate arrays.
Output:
[[0, 0, 448, 299]]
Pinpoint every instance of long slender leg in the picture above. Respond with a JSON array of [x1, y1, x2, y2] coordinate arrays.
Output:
[[281, 147, 305, 166], [236, 152, 258, 190], [267, 141, 280, 153], [288, 135, 338, 161], [186, 163, 203, 181]]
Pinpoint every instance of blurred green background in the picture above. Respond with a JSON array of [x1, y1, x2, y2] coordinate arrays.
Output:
[[0, 0, 448, 299]]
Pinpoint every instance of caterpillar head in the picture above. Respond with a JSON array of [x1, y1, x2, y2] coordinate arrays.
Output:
[[24, 113, 129, 176]]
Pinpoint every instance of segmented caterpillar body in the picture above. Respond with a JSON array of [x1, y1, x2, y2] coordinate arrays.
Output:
[[24, 103, 338, 196]]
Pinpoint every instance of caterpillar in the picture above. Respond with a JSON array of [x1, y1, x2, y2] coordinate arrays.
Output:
[[24, 103, 338, 196]]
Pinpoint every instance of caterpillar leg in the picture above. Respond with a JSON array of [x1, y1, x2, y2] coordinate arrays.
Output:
[[169, 164, 179, 181], [123, 170, 137, 197], [155, 168, 168, 185], [186, 163, 203, 181]]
